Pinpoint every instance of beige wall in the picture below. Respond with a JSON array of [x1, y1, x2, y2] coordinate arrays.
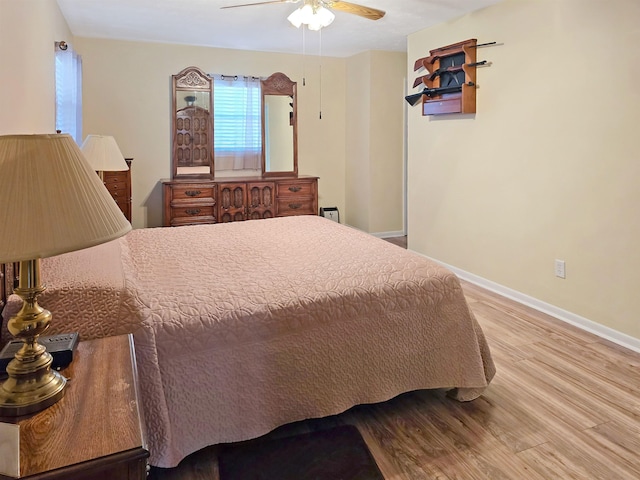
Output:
[[369, 51, 406, 234], [0, 0, 73, 134], [74, 38, 347, 228], [407, 0, 640, 339], [345, 52, 371, 230], [345, 51, 406, 233]]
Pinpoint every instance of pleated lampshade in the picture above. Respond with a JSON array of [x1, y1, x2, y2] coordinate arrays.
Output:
[[0, 134, 132, 263], [80, 134, 129, 171]]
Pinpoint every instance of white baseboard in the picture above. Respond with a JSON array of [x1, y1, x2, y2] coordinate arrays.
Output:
[[420, 254, 640, 354], [370, 230, 405, 239]]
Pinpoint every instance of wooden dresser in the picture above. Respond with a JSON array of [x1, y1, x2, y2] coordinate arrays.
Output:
[[0, 335, 148, 480], [0, 263, 5, 315], [102, 158, 132, 222], [163, 175, 318, 226]]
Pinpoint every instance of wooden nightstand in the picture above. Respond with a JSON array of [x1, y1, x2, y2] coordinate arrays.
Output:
[[0, 334, 148, 480]]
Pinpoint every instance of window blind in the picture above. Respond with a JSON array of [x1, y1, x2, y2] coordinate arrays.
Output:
[[213, 75, 261, 171], [55, 47, 83, 144]]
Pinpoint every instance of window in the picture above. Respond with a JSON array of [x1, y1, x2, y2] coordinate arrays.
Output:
[[213, 75, 261, 171], [55, 45, 83, 144]]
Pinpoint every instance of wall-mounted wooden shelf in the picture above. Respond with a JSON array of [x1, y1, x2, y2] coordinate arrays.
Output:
[[412, 39, 478, 116]]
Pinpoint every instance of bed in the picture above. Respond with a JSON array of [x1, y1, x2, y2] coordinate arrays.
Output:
[[1, 215, 495, 468]]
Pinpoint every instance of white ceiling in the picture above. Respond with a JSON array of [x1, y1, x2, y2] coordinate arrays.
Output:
[[56, 0, 501, 58]]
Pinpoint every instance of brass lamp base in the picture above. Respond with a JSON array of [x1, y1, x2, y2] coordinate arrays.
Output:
[[0, 259, 67, 416], [0, 355, 66, 416]]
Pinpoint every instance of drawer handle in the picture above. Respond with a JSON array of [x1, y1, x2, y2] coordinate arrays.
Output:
[[112, 192, 119, 197], [185, 209, 201, 215], [185, 190, 202, 197], [288, 203, 302, 210], [288, 186, 302, 193]]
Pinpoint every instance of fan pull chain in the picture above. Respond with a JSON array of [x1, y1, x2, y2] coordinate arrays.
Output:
[[302, 26, 306, 86], [319, 27, 322, 120]]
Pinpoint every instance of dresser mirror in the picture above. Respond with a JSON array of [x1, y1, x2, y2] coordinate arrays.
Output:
[[261, 72, 298, 177], [171, 66, 214, 179]]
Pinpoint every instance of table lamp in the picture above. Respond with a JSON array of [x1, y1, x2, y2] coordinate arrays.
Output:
[[80, 134, 129, 180], [0, 134, 131, 416]]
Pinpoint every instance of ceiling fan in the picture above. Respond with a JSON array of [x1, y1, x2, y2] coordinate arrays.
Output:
[[221, 0, 386, 22]]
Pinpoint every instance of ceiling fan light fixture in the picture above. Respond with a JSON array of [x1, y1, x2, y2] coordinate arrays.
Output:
[[287, 4, 335, 30], [287, 7, 304, 28], [311, 6, 335, 29]]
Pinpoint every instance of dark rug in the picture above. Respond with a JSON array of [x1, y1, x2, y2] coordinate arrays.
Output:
[[218, 424, 385, 480]]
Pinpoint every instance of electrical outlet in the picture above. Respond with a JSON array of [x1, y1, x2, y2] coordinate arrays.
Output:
[[554, 259, 566, 279]]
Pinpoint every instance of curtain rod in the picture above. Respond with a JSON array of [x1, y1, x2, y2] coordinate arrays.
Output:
[[217, 74, 261, 80]]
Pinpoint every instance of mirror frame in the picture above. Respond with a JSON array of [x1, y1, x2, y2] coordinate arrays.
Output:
[[261, 72, 298, 178], [171, 66, 214, 180]]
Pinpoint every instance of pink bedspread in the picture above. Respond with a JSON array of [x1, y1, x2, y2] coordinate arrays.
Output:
[[1, 216, 495, 468]]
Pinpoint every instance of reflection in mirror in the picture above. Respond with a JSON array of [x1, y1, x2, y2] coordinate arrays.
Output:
[[212, 75, 262, 177], [176, 91, 210, 110], [172, 66, 214, 179], [261, 72, 298, 177], [264, 95, 294, 173], [176, 91, 211, 176]]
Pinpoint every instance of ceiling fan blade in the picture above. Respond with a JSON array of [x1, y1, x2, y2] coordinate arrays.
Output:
[[327, 1, 385, 20], [221, 0, 298, 9]]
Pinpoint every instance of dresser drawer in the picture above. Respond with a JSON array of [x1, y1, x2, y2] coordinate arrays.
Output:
[[276, 180, 315, 197], [104, 171, 129, 184], [102, 164, 132, 222], [163, 182, 217, 227], [277, 198, 316, 216], [169, 215, 217, 227], [167, 205, 216, 226], [170, 186, 215, 201], [113, 197, 130, 211], [170, 204, 215, 218], [105, 182, 128, 196], [423, 96, 462, 115]]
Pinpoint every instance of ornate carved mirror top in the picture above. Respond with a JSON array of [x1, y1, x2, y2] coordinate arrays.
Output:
[[261, 72, 298, 177], [172, 66, 214, 179]]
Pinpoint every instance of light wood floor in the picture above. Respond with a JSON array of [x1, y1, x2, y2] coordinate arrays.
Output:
[[150, 277, 640, 479], [382, 235, 408, 249]]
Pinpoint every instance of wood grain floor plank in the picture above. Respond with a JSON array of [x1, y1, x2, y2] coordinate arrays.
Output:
[[460, 281, 600, 346], [493, 366, 602, 432], [531, 338, 640, 396], [515, 441, 602, 480], [513, 358, 614, 426], [536, 426, 640, 479], [448, 383, 550, 453], [347, 393, 458, 479], [470, 302, 549, 347], [582, 421, 640, 476], [409, 393, 548, 480], [591, 337, 640, 363], [469, 311, 537, 363], [524, 342, 640, 419]]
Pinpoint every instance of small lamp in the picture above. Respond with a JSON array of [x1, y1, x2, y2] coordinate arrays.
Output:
[[0, 134, 131, 416], [80, 134, 129, 181]]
